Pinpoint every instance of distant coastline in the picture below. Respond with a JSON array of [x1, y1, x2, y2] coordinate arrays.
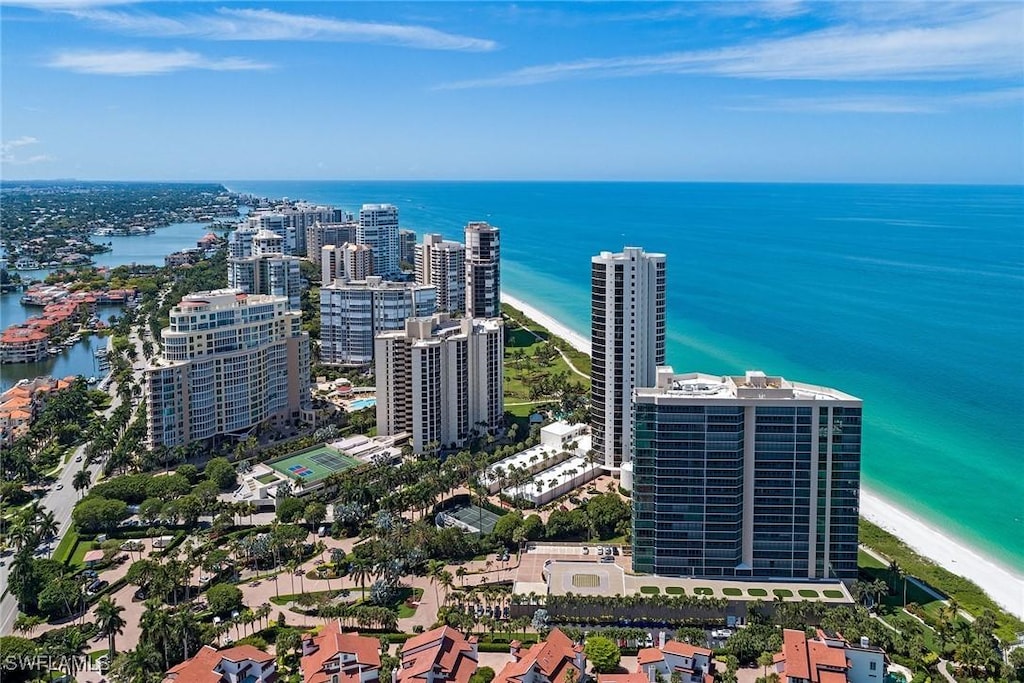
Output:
[[500, 289, 1024, 620]]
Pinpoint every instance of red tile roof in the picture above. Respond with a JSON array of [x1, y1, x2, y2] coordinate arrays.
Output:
[[493, 629, 581, 683], [598, 674, 647, 683], [778, 629, 851, 683], [662, 641, 712, 659], [164, 644, 273, 683], [301, 621, 381, 683], [399, 626, 477, 683], [637, 649, 663, 666]]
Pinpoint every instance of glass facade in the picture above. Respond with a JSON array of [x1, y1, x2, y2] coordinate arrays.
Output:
[[632, 394, 861, 580]]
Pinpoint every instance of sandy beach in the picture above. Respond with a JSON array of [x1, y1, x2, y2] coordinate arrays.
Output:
[[502, 291, 1024, 620]]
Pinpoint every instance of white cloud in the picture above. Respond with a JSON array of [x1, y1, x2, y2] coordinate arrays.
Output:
[[726, 88, 1024, 114], [67, 6, 498, 51], [46, 48, 270, 75], [438, 4, 1023, 88], [1, 136, 53, 165]]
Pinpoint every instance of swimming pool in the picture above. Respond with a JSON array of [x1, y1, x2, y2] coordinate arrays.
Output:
[[349, 398, 376, 411]]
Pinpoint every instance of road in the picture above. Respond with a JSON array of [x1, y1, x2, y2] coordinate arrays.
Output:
[[0, 328, 150, 635]]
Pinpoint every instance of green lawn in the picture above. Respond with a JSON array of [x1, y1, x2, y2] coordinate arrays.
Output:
[[694, 587, 713, 596], [823, 590, 845, 599], [502, 304, 590, 409], [51, 530, 80, 565], [722, 588, 743, 597], [772, 589, 794, 598], [665, 586, 685, 595], [68, 537, 96, 568], [798, 589, 819, 598], [640, 586, 660, 595], [747, 588, 768, 597], [859, 518, 1023, 642]]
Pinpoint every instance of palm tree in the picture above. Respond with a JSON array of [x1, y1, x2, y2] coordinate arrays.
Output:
[[427, 559, 445, 607], [757, 651, 774, 680], [72, 468, 93, 498], [140, 601, 173, 670], [35, 509, 59, 549], [96, 596, 127, 661]]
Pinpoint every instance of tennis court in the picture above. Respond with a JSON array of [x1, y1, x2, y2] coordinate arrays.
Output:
[[268, 445, 361, 483], [439, 503, 502, 535]]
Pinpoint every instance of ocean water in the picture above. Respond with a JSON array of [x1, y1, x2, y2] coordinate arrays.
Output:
[[229, 181, 1024, 570]]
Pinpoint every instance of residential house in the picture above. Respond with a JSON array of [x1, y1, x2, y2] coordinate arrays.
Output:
[[637, 641, 715, 683], [772, 629, 887, 683], [493, 629, 586, 683], [163, 644, 276, 683], [396, 626, 478, 683], [300, 621, 381, 683]]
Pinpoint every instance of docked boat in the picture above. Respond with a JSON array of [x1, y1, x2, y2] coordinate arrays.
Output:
[[13, 258, 42, 271]]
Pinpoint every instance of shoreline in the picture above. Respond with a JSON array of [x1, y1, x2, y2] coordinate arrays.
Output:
[[500, 290, 1024, 620]]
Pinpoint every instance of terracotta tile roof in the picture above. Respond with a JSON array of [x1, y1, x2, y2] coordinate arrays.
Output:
[[493, 629, 581, 683], [164, 644, 274, 683], [1, 396, 33, 409], [399, 626, 477, 683], [301, 622, 381, 683], [662, 641, 712, 659], [637, 649, 664, 666], [1, 327, 47, 343], [779, 629, 851, 683], [598, 673, 647, 683]]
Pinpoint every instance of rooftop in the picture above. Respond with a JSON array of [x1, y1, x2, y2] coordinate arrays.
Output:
[[636, 369, 861, 403]]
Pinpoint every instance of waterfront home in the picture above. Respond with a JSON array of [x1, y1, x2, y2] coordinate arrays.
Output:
[[0, 376, 76, 444], [0, 326, 49, 363]]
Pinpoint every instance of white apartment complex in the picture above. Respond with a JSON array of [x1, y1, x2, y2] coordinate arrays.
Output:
[[247, 202, 339, 255], [146, 289, 311, 448], [376, 313, 503, 454], [322, 243, 373, 285], [465, 222, 500, 318], [590, 246, 666, 469], [415, 233, 466, 314], [227, 229, 303, 310], [319, 276, 437, 366], [357, 204, 400, 278]]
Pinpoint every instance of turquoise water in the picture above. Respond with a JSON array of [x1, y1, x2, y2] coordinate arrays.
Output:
[[350, 398, 377, 411], [229, 181, 1023, 570]]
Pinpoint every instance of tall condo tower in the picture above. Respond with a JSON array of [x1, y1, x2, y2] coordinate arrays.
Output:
[[465, 222, 500, 318], [375, 313, 504, 455], [145, 289, 311, 448], [631, 369, 862, 580], [590, 246, 666, 470], [357, 204, 400, 278], [227, 229, 304, 310], [415, 234, 466, 314]]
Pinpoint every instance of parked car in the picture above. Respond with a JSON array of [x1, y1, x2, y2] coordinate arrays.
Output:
[[597, 546, 604, 556]]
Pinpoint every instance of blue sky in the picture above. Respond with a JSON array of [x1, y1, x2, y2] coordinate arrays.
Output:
[[1, 1, 1022, 182]]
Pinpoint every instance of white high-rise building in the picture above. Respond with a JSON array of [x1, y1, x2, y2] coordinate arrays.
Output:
[[321, 243, 373, 286], [248, 202, 339, 255], [145, 289, 311, 448], [357, 204, 400, 278], [228, 225, 259, 258], [376, 313, 503, 455], [227, 229, 304, 310], [465, 221, 500, 318], [415, 234, 466, 314], [319, 276, 436, 366], [590, 246, 666, 470]]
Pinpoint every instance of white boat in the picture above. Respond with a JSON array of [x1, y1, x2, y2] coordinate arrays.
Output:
[[13, 258, 42, 270]]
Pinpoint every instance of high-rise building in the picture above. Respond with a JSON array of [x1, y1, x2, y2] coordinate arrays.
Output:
[[631, 369, 862, 580], [465, 222, 500, 318], [228, 225, 258, 258], [248, 202, 339, 255], [145, 289, 311, 448], [375, 313, 503, 455], [357, 204, 400, 278], [227, 229, 304, 310], [306, 220, 358, 264], [399, 228, 417, 268], [590, 246, 666, 470], [322, 243, 373, 285], [415, 234, 466, 314], [319, 276, 436, 366]]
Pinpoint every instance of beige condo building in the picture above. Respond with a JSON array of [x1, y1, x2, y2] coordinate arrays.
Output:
[[145, 289, 311, 448], [375, 313, 503, 455]]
